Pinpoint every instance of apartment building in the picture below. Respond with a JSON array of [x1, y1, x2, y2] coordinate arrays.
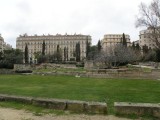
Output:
[[0, 34, 4, 52], [0, 34, 12, 52], [101, 34, 131, 51], [16, 33, 91, 62], [139, 27, 160, 49]]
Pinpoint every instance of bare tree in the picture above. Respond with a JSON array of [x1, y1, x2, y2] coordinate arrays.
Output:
[[136, 0, 160, 48], [94, 45, 137, 68]]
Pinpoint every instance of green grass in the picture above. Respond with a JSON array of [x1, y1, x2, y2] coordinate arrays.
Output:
[[0, 75, 159, 114]]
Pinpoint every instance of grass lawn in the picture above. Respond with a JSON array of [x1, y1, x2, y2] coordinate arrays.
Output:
[[0, 74, 159, 114]]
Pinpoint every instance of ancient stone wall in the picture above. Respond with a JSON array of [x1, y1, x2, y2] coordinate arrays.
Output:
[[0, 94, 107, 114], [114, 102, 160, 118]]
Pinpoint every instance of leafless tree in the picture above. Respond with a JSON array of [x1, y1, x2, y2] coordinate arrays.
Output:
[[93, 45, 137, 68], [136, 0, 160, 48]]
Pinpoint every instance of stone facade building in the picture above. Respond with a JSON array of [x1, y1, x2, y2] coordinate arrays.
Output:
[[0, 34, 12, 52], [0, 35, 4, 52], [16, 33, 91, 62], [3, 43, 12, 51], [101, 34, 131, 51], [139, 27, 160, 49]]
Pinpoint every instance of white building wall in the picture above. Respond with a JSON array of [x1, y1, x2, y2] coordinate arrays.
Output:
[[16, 34, 91, 62], [101, 34, 131, 51]]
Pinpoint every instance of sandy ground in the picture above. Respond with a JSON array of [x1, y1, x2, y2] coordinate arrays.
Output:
[[0, 107, 134, 120]]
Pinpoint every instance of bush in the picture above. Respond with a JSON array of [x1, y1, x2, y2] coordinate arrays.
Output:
[[155, 49, 160, 62], [0, 61, 14, 69]]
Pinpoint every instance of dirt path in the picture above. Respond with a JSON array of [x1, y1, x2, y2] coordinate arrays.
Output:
[[0, 107, 134, 120]]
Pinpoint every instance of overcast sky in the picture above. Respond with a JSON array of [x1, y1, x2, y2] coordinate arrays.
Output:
[[0, 0, 151, 48]]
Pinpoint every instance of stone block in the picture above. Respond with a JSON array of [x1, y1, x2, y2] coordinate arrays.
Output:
[[86, 102, 107, 114], [114, 102, 160, 118], [153, 105, 160, 118], [32, 98, 66, 110], [66, 100, 85, 112], [0, 94, 32, 104], [47, 99, 66, 110], [0, 96, 5, 101], [32, 98, 50, 108]]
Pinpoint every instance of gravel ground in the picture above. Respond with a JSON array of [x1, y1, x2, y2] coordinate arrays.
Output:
[[0, 107, 134, 120]]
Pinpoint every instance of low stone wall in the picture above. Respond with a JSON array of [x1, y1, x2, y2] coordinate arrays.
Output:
[[14, 64, 32, 71], [35, 63, 76, 70], [87, 69, 160, 79], [114, 102, 160, 118], [14, 63, 76, 71], [0, 69, 14, 74], [0, 94, 107, 114]]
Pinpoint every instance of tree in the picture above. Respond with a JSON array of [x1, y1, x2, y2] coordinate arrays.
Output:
[[66, 47, 69, 61], [142, 45, 149, 55], [132, 42, 136, 50], [76, 42, 81, 62], [97, 40, 102, 52], [24, 44, 29, 64], [94, 45, 137, 68], [37, 55, 48, 63], [86, 40, 91, 58], [87, 45, 98, 60], [56, 45, 62, 62], [155, 49, 160, 62], [0, 51, 3, 60], [122, 33, 127, 47], [135, 43, 141, 51], [42, 41, 45, 55], [136, 0, 160, 49], [0, 49, 23, 69], [64, 47, 67, 61]]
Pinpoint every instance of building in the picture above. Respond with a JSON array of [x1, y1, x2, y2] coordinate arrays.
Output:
[[139, 27, 160, 49], [3, 43, 12, 50], [0, 34, 4, 52], [101, 34, 131, 51], [0, 34, 12, 52], [133, 40, 139, 45], [16, 33, 91, 62]]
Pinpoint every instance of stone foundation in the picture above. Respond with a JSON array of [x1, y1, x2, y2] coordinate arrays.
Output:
[[114, 102, 160, 118], [0, 94, 107, 114]]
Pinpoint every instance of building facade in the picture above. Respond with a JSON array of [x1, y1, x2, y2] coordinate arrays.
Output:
[[16, 33, 91, 62], [101, 34, 131, 51], [0, 34, 12, 52], [3, 43, 12, 50], [139, 27, 160, 49], [0, 34, 4, 52]]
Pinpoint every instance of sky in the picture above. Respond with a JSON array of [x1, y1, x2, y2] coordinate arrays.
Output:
[[0, 0, 152, 48]]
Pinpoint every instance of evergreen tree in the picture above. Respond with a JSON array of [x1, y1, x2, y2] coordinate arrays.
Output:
[[143, 45, 149, 54], [42, 41, 45, 55], [122, 33, 127, 47], [76, 42, 81, 62], [132, 42, 136, 50], [155, 49, 160, 62], [24, 44, 29, 64], [97, 40, 102, 52], [56, 45, 62, 62], [0, 52, 3, 60], [64, 47, 67, 61], [135, 43, 141, 51], [66, 47, 68, 61], [86, 40, 90, 58]]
